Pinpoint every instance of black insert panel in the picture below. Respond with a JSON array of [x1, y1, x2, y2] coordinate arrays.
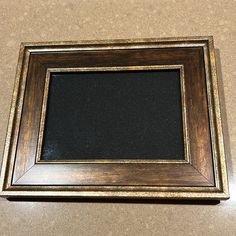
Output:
[[41, 70, 184, 160]]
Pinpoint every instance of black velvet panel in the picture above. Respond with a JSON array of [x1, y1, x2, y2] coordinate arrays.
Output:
[[41, 70, 184, 160]]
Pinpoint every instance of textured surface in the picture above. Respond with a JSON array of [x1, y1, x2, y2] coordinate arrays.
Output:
[[42, 71, 184, 160], [0, 0, 235, 235]]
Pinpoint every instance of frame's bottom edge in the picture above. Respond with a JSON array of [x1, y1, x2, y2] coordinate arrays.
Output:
[[0, 190, 230, 201]]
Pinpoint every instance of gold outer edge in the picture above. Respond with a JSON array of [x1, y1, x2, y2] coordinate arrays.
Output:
[[36, 65, 189, 164], [0, 45, 30, 190], [27, 43, 206, 52], [208, 38, 229, 196], [9, 50, 31, 184], [22, 35, 212, 47], [203, 45, 220, 188], [22, 36, 211, 53], [2, 185, 222, 192], [0, 190, 229, 200]]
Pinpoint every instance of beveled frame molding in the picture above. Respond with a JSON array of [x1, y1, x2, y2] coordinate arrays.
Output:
[[36, 65, 189, 164], [0, 36, 229, 200]]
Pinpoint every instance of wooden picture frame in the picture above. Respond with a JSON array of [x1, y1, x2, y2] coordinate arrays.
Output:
[[0, 36, 229, 200]]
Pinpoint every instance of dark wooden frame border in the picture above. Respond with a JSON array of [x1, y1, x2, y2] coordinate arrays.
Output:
[[0, 36, 229, 199]]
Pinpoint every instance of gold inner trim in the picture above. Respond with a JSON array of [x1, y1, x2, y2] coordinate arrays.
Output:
[[36, 65, 190, 164]]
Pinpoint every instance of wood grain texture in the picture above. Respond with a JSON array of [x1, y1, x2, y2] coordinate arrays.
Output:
[[0, 37, 228, 199], [14, 164, 212, 186]]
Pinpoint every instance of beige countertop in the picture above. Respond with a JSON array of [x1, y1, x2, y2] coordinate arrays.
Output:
[[0, 0, 235, 235]]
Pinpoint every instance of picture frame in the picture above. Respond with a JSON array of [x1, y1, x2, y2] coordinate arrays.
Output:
[[0, 36, 229, 200]]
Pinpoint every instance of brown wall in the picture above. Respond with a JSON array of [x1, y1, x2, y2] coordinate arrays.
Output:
[[0, 1, 235, 235]]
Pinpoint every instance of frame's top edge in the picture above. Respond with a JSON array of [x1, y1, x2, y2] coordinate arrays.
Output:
[[21, 36, 213, 47]]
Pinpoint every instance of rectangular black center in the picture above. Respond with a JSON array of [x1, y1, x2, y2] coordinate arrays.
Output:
[[41, 70, 184, 160]]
